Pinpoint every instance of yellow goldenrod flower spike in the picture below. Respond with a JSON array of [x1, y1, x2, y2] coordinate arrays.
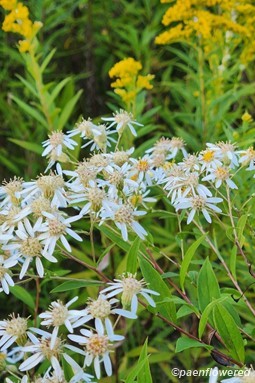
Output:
[[0, 0, 17, 10], [109, 57, 154, 108], [155, 0, 255, 63], [109, 58, 142, 79], [1, 1, 43, 53]]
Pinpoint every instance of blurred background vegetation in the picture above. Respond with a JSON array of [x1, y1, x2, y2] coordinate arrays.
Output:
[[2, 0, 254, 181]]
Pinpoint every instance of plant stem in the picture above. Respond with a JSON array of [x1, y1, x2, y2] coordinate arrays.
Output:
[[90, 216, 96, 263], [193, 220, 255, 317], [198, 44, 207, 143]]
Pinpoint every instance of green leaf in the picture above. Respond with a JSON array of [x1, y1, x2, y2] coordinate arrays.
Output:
[[50, 280, 102, 293], [198, 297, 227, 339], [10, 285, 34, 310], [16, 74, 38, 98], [48, 77, 72, 106], [180, 234, 206, 291], [9, 138, 42, 155], [0, 152, 20, 173], [40, 48, 56, 73], [175, 337, 213, 353], [57, 90, 83, 130], [237, 214, 248, 247], [137, 338, 152, 383], [11, 95, 48, 128], [139, 256, 176, 322], [197, 258, 221, 312], [125, 358, 150, 383], [213, 303, 245, 363], [126, 237, 140, 274], [229, 245, 237, 279], [177, 305, 198, 319]]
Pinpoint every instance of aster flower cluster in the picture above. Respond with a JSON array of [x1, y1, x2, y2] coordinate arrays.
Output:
[[1, 109, 254, 294], [152, 140, 255, 225], [2, 273, 158, 382], [1, 108, 255, 381]]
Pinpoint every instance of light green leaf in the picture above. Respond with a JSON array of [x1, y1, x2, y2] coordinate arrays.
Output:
[[10, 285, 34, 310], [229, 245, 237, 279], [180, 234, 206, 291], [50, 280, 102, 293], [139, 256, 176, 322], [237, 214, 248, 247], [40, 48, 56, 73], [48, 77, 72, 106], [125, 358, 150, 383], [9, 138, 42, 155], [16, 74, 38, 98], [126, 237, 140, 274], [11, 95, 48, 128], [197, 258, 221, 312], [175, 337, 213, 353], [57, 90, 83, 130], [213, 303, 245, 363], [137, 338, 152, 383], [198, 297, 226, 339], [0, 153, 20, 173]]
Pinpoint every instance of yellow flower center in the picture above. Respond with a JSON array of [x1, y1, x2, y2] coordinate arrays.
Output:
[[86, 334, 109, 356]]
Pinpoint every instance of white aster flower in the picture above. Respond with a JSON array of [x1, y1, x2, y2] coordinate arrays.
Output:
[[127, 189, 156, 209], [101, 273, 159, 315], [21, 173, 68, 208], [206, 142, 239, 168], [3, 219, 54, 279], [102, 110, 143, 137], [166, 137, 187, 159], [198, 148, 222, 172], [0, 177, 23, 209], [174, 195, 223, 224], [0, 314, 28, 351], [0, 206, 23, 234], [0, 255, 18, 294], [146, 137, 172, 156], [202, 166, 238, 189], [38, 212, 83, 255], [69, 181, 107, 216], [179, 154, 200, 173], [81, 124, 115, 152], [42, 131, 77, 157], [19, 329, 65, 372], [107, 147, 134, 167], [39, 296, 81, 346], [72, 294, 136, 334], [14, 196, 53, 222], [129, 156, 154, 186], [238, 147, 255, 170], [100, 202, 147, 241], [164, 171, 212, 204], [100, 162, 138, 194], [68, 325, 123, 379], [65, 161, 99, 191], [68, 117, 99, 138]]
